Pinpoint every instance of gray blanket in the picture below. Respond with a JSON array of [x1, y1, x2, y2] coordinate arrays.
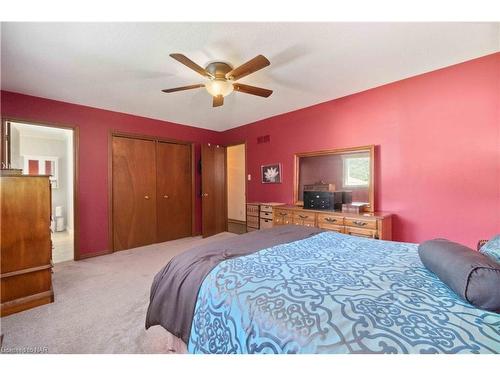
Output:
[[145, 225, 323, 343]]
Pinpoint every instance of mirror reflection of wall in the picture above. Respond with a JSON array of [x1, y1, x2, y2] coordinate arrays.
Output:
[[298, 150, 371, 205]]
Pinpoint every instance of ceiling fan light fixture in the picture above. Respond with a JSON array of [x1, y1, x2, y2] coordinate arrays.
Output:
[[163, 54, 273, 107], [205, 78, 234, 97]]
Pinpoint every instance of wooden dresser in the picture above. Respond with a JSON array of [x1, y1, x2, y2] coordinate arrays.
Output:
[[247, 203, 285, 232], [273, 205, 392, 240], [246, 203, 260, 232], [0, 174, 54, 317]]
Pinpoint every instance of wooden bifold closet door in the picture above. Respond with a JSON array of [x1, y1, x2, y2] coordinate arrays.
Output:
[[112, 136, 192, 251], [112, 137, 157, 251], [156, 142, 192, 242]]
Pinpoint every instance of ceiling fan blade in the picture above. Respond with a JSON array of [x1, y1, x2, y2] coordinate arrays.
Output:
[[169, 53, 213, 78], [213, 95, 224, 107], [161, 84, 205, 93], [226, 55, 270, 81], [233, 83, 273, 98]]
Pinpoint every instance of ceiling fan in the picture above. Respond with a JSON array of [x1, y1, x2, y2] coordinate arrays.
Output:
[[162, 53, 273, 107]]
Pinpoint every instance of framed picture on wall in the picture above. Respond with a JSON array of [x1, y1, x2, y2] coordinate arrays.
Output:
[[22, 155, 59, 189], [261, 163, 282, 184]]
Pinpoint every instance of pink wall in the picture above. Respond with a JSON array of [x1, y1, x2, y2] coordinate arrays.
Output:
[[1, 91, 223, 256], [222, 52, 500, 247], [2, 53, 498, 252]]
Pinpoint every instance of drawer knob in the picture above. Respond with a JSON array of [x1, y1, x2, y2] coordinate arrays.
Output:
[[163, 195, 169, 199], [144, 195, 150, 200], [353, 221, 367, 226], [325, 217, 337, 223], [279, 212, 287, 216], [298, 215, 309, 219]]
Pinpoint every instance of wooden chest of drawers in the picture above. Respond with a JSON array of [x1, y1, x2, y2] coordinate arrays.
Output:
[[246, 203, 260, 231], [303, 183, 335, 192], [247, 203, 285, 231], [1, 175, 54, 317], [259, 204, 274, 229], [273, 205, 392, 240]]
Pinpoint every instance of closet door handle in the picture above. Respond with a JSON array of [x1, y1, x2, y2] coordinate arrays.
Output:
[[202, 193, 209, 197], [163, 195, 169, 199], [144, 195, 150, 200]]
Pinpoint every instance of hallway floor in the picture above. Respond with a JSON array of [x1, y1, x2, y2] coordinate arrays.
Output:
[[52, 230, 74, 263]]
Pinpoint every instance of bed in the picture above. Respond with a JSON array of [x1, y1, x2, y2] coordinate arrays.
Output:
[[146, 226, 500, 354]]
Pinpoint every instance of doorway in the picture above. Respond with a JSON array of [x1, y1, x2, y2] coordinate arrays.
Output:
[[1, 119, 78, 262], [226, 143, 246, 234]]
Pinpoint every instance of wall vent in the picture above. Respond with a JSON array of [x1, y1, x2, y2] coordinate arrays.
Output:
[[257, 135, 270, 144]]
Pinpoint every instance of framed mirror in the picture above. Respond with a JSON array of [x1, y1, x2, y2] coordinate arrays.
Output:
[[293, 145, 375, 212]]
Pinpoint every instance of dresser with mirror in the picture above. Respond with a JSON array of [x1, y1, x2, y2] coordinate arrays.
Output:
[[273, 145, 393, 240]]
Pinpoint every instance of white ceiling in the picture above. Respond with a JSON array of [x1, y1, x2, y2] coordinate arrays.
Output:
[[2, 22, 499, 131]]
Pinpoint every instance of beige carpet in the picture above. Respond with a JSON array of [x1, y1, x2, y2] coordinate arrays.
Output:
[[0, 232, 236, 354]]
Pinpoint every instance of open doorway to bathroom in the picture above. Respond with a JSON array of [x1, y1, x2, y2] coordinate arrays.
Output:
[[1, 119, 78, 263], [226, 143, 247, 234]]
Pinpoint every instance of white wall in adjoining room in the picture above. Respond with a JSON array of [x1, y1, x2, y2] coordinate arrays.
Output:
[[227, 144, 246, 222], [20, 135, 68, 223], [9, 126, 21, 169], [10, 122, 74, 231], [65, 131, 74, 232]]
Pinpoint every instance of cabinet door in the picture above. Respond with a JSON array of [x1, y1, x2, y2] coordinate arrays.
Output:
[[156, 142, 192, 242], [273, 209, 292, 225], [201, 144, 227, 237], [292, 211, 316, 227], [112, 137, 157, 251]]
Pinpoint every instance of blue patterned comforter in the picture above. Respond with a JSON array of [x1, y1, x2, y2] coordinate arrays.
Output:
[[187, 232, 500, 353]]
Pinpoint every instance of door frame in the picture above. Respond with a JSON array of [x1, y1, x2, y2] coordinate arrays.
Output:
[[225, 141, 247, 228], [108, 130, 196, 251], [1, 117, 81, 260]]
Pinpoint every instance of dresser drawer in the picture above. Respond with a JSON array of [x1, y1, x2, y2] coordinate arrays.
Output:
[[246, 204, 259, 217], [293, 211, 316, 227], [247, 215, 259, 228], [344, 226, 377, 238], [260, 218, 273, 229], [292, 211, 315, 222], [273, 209, 292, 225], [295, 221, 316, 227], [317, 213, 344, 226], [260, 204, 274, 213], [260, 211, 273, 220], [318, 223, 344, 233], [345, 217, 377, 230]]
